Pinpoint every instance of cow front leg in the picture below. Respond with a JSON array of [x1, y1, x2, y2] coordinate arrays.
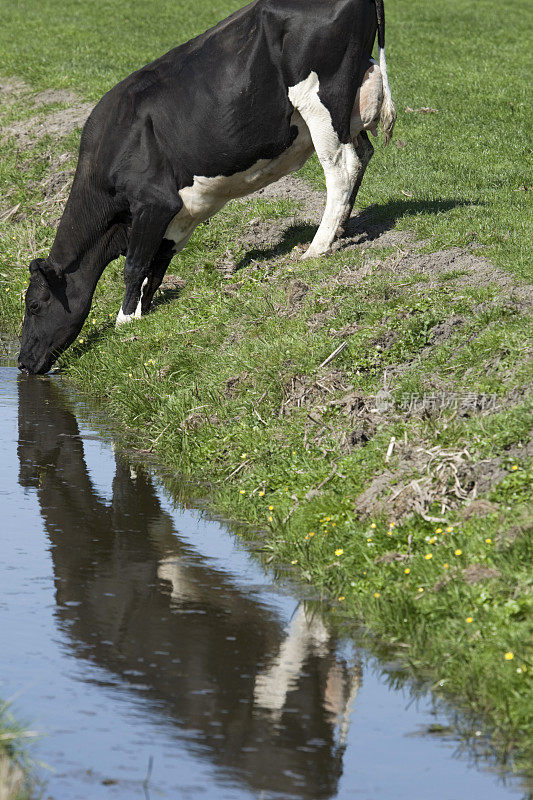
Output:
[[337, 131, 375, 237], [288, 73, 360, 259], [116, 202, 180, 326]]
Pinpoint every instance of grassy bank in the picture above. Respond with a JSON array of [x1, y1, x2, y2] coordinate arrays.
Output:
[[0, 0, 532, 777], [0, 702, 32, 800]]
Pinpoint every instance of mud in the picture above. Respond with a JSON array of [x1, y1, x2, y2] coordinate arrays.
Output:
[[0, 75, 91, 150]]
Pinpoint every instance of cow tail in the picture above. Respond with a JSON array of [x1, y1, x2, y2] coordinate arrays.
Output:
[[374, 0, 396, 145]]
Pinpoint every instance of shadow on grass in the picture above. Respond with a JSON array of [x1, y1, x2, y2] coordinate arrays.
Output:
[[235, 197, 478, 271]]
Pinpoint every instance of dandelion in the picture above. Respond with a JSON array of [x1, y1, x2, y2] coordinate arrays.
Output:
[[335, 548, 344, 556], [485, 538, 492, 544], [435, 528, 442, 534], [454, 549, 462, 556], [79, 338, 84, 343], [373, 592, 380, 598], [466, 617, 473, 624], [404, 568, 410, 574], [128, 373, 132, 378], [425, 553, 433, 560], [308, 531, 315, 538], [269, 505, 274, 511], [332, 522, 336, 527], [363, 571, 367, 576], [239, 490, 245, 495], [241, 453, 247, 459], [367, 537, 373, 543], [429, 537, 436, 544], [387, 530, 393, 536], [447, 527, 453, 533], [418, 587, 424, 593], [259, 491, 264, 497], [338, 596, 345, 602], [511, 465, 518, 471], [443, 563, 449, 569], [390, 522, 395, 528], [371, 522, 376, 529], [326, 516, 331, 522], [291, 559, 298, 565], [268, 515, 273, 522], [504, 652, 514, 660]]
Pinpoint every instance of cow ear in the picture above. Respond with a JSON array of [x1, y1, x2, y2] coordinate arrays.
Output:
[[41, 260, 63, 281], [29, 258, 63, 282], [29, 258, 46, 275]]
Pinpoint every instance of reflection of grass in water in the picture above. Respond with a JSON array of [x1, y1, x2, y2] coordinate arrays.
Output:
[[0, 701, 34, 800], [0, 0, 531, 781]]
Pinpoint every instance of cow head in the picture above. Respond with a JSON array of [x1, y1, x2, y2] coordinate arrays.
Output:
[[18, 258, 85, 375]]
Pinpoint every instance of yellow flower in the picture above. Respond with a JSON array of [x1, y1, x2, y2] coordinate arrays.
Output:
[[259, 491, 264, 496], [332, 522, 336, 527], [79, 338, 84, 343], [308, 531, 315, 537], [338, 596, 345, 601], [241, 453, 247, 459], [511, 465, 518, 471], [128, 373, 132, 378], [466, 617, 473, 623], [363, 571, 367, 576], [443, 563, 449, 569], [335, 548, 344, 556], [429, 537, 436, 544], [504, 652, 514, 660], [418, 587, 424, 593], [447, 527, 453, 533], [390, 522, 395, 528], [435, 528, 442, 534], [387, 531, 393, 536], [425, 553, 433, 560], [404, 568, 410, 574], [367, 537, 372, 543], [269, 505, 274, 511], [239, 490, 245, 495], [373, 592, 380, 598], [326, 516, 331, 522], [454, 549, 462, 556], [485, 538, 492, 544], [305, 535, 309, 540], [371, 523, 376, 529], [268, 515, 273, 522], [291, 559, 298, 564]]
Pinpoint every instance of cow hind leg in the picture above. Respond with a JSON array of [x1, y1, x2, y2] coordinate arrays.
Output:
[[337, 131, 375, 237], [116, 200, 181, 326], [289, 72, 360, 260]]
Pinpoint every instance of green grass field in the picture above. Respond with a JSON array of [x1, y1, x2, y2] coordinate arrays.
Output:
[[0, 0, 532, 779]]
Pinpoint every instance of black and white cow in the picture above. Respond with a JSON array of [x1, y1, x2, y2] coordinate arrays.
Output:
[[19, 0, 396, 374]]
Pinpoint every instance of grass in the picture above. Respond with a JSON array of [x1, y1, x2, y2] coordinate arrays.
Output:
[[0, 0, 532, 781], [0, 701, 33, 800]]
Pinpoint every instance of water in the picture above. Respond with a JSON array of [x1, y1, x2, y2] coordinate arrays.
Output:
[[0, 360, 526, 799]]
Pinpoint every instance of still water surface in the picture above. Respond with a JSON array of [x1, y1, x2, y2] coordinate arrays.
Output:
[[0, 361, 525, 799]]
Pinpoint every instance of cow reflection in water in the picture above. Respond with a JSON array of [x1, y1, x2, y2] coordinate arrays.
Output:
[[17, 376, 361, 799]]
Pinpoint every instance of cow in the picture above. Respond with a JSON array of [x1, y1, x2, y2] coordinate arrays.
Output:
[[18, 0, 396, 374]]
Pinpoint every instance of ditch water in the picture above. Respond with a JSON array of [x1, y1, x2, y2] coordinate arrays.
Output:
[[0, 348, 527, 800]]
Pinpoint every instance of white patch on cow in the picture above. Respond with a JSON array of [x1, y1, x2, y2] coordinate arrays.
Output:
[[164, 110, 314, 248], [115, 277, 148, 326], [289, 72, 359, 258]]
